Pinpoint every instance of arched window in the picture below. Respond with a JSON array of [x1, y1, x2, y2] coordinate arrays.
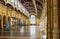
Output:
[[30, 15, 36, 24]]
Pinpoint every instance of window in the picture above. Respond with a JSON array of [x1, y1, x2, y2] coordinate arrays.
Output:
[[30, 15, 36, 24]]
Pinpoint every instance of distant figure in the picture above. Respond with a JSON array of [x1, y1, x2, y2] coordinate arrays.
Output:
[[5, 21, 10, 31]]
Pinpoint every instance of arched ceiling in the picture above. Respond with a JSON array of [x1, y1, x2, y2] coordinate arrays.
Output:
[[0, 0, 45, 18], [19, 0, 44, 18]]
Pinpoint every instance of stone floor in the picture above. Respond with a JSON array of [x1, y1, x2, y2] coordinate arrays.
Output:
[[0, 25, 46, 39]]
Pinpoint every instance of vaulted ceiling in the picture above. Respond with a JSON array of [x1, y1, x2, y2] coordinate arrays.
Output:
[[19, 0, 44, 18], [0, 0, 44, 18]]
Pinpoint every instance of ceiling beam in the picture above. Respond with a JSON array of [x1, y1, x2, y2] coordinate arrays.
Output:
[[32, 0, 38, 17], [36, 0, 43, 5]]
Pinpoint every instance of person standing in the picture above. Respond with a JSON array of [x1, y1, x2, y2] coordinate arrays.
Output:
[[5, 21, 10, 31]]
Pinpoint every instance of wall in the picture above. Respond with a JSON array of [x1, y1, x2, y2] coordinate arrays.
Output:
[[0, 3, 30, 30]]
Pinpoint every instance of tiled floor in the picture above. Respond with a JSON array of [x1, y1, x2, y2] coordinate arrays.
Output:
[[0, 25, 45, 39]]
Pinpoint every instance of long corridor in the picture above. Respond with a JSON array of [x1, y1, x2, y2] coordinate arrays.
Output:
[[0, 0, 60, 39]]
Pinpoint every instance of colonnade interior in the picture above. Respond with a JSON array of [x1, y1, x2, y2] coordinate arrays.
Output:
[[0, 0, 60, 39]]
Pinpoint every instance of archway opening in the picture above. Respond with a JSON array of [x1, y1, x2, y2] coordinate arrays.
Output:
[[30, 15, 36, 25], [3, 16, 6, 29]]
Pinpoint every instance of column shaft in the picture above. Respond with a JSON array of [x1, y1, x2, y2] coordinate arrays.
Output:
[[47, 0, 59, 39], [1, 16, 3, 29], [58, 0, 60, 39], [47, 0, 53, 39]]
